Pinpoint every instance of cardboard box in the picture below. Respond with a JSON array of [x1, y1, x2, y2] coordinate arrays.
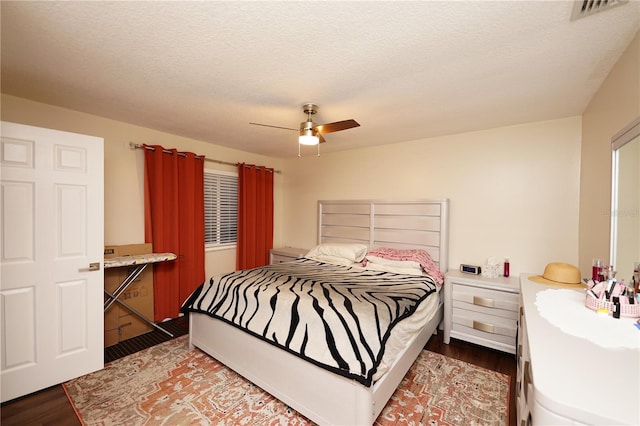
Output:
[[104, 244, 155, 346], [104, 304, 120, 347]]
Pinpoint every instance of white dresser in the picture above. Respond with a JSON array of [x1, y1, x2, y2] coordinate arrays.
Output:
[[269, 247, 308, 264], [518, 274, 640, 425], [444, 270, 520, 353]]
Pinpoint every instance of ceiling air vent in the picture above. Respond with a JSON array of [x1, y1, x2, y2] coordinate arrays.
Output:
[[570, 0, 628, 21]]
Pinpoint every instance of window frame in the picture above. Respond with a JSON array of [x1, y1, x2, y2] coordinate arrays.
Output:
[[203, 168, 238, 251]]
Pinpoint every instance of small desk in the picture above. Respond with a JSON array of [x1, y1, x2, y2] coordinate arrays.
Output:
[[104, 252, 177, 337]]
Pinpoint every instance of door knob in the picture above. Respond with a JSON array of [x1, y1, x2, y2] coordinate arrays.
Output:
[[79, 262, 101, 272]]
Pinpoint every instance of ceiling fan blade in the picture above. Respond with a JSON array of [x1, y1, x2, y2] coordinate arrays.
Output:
[[315, 119, 360, 134], [249, 122, 297, 131], [318, 133, 327, 144]]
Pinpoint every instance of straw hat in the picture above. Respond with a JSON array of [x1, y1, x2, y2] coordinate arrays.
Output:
[[528, 262, 584, 287]]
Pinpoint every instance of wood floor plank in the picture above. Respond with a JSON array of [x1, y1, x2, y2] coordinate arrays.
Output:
[[1, 385, 81, 426]]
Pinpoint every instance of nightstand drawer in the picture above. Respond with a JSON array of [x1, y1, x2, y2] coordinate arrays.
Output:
[[451, 284, 519, 313], [452, 323, 517, 347], [452, 309, 517, 339], [452, 299, 518, 320], [269, 247, 308, 264], [271, 253, 300, 264]]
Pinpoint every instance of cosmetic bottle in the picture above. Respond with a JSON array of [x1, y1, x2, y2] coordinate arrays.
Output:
[[600, 264, 608, 282], [592, 258, 602, 281], [612, 296, 621, 319], [504, 258, 510, 278]]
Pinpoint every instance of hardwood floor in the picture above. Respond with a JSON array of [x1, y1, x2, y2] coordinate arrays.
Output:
[[1, 385, 81, 426], [2, 323, 516, 426]]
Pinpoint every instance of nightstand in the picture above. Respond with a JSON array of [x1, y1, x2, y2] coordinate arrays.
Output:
[[269, 247, 308, 264], [444, 270, 519, 354]]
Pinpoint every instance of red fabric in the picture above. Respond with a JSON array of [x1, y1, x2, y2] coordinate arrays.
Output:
[[236, 163, 274, 270], [144, 145, 205, 321]]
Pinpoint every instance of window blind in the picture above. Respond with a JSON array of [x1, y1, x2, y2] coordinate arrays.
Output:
[[204, 171, 238, 246]]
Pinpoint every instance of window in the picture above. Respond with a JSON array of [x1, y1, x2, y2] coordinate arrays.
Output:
[[204, 169, 238, 248]]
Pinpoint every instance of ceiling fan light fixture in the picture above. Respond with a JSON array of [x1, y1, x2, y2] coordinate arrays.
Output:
[[249, 102, 359, 156], [299, 129, 319, 146]]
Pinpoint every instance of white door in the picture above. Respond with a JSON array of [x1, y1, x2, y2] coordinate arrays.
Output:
[[0, 122, 104, 402]]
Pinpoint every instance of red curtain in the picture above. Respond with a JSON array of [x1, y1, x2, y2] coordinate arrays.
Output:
[[144, 144, 205, 321], [237, 163, 274, 270]]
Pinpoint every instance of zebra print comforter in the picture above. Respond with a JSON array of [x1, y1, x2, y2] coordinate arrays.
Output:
[[181, 258, 438, 386]]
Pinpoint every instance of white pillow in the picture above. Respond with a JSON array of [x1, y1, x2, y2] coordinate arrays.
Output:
[[309, 254, 360, 267], [305, 243, 368, 263], [365, 262, 425, 276], [365, 255, 422, 271]]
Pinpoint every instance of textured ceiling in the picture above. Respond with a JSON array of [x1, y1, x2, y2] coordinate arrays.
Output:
[[2, 1, 639, 158]]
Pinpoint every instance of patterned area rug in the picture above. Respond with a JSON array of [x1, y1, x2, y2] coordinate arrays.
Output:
[[63, 335, 509, 425]]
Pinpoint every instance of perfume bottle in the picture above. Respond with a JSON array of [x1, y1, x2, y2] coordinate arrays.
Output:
[[504, 258, 510, 278], [592, 258, 602, 281]]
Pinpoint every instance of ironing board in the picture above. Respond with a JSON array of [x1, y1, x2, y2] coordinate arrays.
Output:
[[104, 252, 177, 337]]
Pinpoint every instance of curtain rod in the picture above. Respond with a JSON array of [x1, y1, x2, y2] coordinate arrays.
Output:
[[129, 142, 281, 174]]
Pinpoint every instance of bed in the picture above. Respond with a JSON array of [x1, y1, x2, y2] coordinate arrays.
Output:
[[183, 199, 449, 425]]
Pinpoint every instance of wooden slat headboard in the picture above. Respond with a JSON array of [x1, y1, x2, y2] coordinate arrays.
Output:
[[318, 199, 449, 273]]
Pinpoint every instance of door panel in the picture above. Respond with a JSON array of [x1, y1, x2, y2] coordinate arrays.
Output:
[[57, 184, 87, 256], [0, 122, 104, 403], [58, 279, 88, 354], [1, 181, 34, 261], [1, 287, 36, 370]]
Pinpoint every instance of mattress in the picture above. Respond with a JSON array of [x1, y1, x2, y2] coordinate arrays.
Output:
[[182, 258, 439, 386], [372, 285, 439, 381]]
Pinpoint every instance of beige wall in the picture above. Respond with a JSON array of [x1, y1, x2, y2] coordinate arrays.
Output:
[[1, 94, 284, 278], [280, 117, 582, 277], [2, 30, 637, 281], [0, 95, 583, 280], [579, 31, 640, 277]]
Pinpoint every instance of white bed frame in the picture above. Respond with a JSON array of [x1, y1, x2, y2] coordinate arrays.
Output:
[[189, 199, 449, 425]]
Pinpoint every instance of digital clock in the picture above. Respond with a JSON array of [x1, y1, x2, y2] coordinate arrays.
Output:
[[460, 264, 481, 275]]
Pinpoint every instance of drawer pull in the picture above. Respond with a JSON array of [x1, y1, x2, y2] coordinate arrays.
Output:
[[472, 320, 495, 333], [517, 344, 522, 363], [473, 296, 495, 308], [524, 360, 532, 400]]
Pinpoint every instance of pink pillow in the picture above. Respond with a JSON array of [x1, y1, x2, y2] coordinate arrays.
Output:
[[364, 248, 444, 286]]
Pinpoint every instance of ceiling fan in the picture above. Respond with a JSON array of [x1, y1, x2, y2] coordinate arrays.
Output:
[[250, 103, 360, 156]]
